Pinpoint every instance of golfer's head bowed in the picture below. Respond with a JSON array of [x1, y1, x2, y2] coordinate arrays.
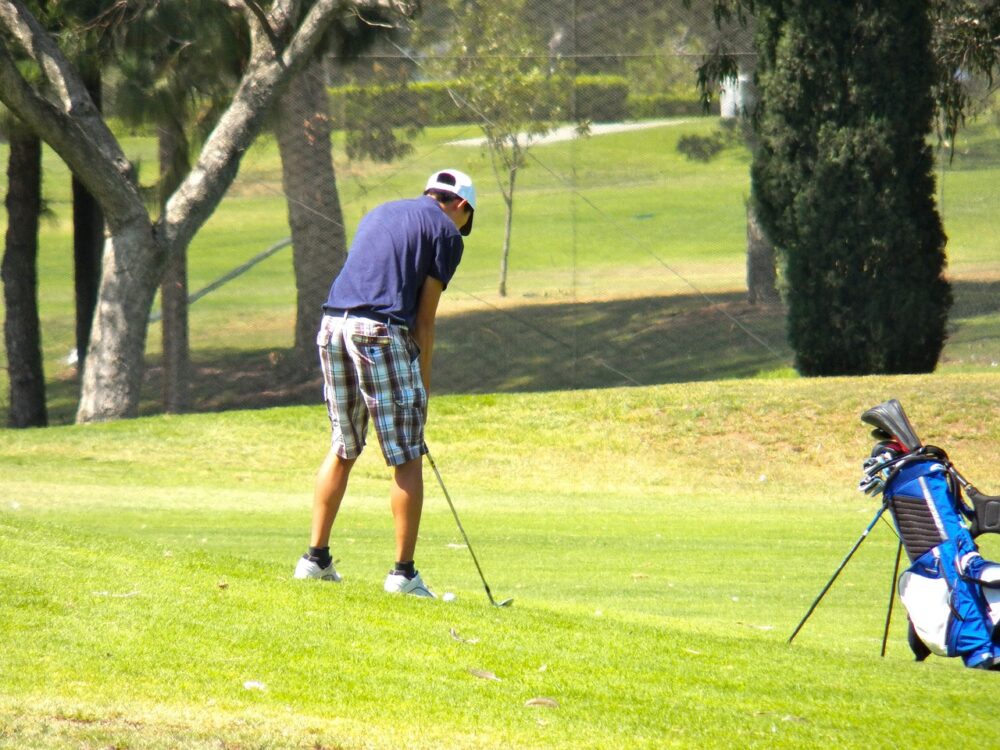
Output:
[[424, 169, 477, 236]]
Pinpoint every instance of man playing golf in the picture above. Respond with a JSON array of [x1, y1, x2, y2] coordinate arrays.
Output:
[[294, 169, 476, 598]]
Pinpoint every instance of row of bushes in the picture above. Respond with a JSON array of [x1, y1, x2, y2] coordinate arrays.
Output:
[[328, 75, 710, 130]]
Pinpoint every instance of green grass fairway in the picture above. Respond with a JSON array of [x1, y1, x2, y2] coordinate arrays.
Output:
[[3, 375, 1000, 748]]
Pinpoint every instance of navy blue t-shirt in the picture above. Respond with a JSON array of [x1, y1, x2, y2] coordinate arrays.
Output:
[[323, 196, 465, 327]]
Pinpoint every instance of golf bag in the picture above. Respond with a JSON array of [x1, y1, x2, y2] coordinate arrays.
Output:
[[860, 399, 1000, 669]]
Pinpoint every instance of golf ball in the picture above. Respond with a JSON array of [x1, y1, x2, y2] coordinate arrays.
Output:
[[443, 592, 456, 602]]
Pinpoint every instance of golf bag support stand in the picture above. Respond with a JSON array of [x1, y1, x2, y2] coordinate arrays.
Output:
[[788, 500, 889, 644]]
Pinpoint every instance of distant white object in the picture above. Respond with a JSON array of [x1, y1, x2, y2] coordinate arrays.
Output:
[[720, 73, 754, 119], [66, 348, 79, 366]]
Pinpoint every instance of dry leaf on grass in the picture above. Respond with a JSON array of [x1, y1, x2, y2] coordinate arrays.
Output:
[[450, 627, 479, 644], [525, 697, 560, 708], [468, 668, 501, 681]]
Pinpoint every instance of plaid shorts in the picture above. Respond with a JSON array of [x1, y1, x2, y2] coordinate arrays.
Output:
[[317, 314, 427, 466]]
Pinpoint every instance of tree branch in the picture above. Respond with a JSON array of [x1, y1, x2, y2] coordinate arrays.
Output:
[[163, 0, 416, 252], [243, 0, 286, 56], [0, 32, 143, 227]]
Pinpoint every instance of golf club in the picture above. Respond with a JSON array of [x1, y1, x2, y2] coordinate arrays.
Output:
[[425, 447, 513, 608]]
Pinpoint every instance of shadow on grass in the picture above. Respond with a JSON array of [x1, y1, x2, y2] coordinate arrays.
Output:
[[36, 292, 790, 424], [433, 291, 791, 393], [30, 279, 1000, 425]]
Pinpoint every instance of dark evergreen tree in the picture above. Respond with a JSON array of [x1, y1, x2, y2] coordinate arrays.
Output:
[[752, 0, 951, 374]]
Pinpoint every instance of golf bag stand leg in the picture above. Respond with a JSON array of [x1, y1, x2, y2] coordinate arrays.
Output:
[[881, 540, 903, 657], [788, 500, 889, 644]]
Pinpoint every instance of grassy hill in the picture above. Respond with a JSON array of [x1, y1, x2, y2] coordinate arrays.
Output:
[[2, 115, 1000, 747], [2, 376, 1000, 748]]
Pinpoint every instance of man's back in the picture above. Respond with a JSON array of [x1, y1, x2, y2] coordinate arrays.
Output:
[[325, 196, 464, 326]]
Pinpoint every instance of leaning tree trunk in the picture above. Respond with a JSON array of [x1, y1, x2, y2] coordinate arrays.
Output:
[[275, 58, 347, 369], [0, 0, 416, 423], [2, 130, 47, 427], [745, 198, 779, 304], [158, 120, 192, 413], [76, 219, 165, 422]]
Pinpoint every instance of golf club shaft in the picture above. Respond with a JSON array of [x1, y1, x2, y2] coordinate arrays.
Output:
[[425, 448, 500, 606]]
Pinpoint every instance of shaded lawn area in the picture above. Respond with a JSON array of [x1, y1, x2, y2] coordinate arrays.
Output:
[[22, 279, 1000, 425]]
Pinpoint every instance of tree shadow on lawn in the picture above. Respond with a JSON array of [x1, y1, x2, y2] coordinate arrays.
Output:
[[36, 279, 998, 422], [147, 291, 793, 415]]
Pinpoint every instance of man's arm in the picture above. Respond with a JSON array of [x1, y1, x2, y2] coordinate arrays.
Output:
[[411, 276, 444, 396]]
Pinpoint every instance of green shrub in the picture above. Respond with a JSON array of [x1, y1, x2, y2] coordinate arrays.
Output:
[[328, 75, 691, 129], [628, 93, 708, 119], [572, 75, 629, 121], [676, 132, 726, 162], [753, 2, 951, 374]]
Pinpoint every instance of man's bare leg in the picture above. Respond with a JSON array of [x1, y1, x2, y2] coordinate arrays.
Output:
[[310, 449, 356, 547], [391, 456, 424, 563]]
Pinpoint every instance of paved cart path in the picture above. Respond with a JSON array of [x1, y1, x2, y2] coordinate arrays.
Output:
[[446, 118, 696, 148]]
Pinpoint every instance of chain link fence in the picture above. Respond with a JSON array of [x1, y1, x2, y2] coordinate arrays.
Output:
[[213, 1, 996, 398], [5, 2, 999, 419]]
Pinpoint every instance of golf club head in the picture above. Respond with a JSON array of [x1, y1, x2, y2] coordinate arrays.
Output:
[[861, 399, 922, 452], [494, 597, 514, 608]]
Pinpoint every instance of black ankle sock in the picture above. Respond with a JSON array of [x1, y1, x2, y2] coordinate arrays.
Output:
[[394, 560, 416, 579], [308, 546, 332, 567]]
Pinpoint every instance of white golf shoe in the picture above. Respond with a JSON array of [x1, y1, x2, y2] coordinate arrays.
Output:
[[294, 556, 341, 582], [384, 571, 436, 598]]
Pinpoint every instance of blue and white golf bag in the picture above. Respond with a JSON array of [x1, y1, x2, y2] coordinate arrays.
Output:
[[860, 400, 1000, 669]]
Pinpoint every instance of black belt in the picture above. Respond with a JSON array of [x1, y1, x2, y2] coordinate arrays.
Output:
[[325, 308, 406, 327]]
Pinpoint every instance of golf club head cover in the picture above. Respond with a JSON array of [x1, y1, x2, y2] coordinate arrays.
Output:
[[861, 399, 922, 453]]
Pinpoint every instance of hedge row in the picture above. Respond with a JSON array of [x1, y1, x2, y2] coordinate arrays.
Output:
[[328, 75, 708, 129]]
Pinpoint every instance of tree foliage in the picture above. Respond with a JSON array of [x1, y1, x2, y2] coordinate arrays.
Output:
[[931, 0, 1000, 147], [438, 0, 571, 296], [753, 0, 951, 374]]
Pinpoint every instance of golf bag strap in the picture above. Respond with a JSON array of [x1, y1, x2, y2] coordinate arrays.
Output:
[[959, 573, 1000, 589]]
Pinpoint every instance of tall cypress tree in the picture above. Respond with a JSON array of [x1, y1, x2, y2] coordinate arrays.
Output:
[[752, 0, 951, 374]]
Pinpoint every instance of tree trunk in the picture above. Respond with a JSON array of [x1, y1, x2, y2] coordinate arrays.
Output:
[[158, 121, 192, 412], [745, 199, 779, 304], [498, 167, 516, 297], [75, 220, 165, 422], [275, 59, 347, 368], [2, 131, 47, 427], [72, 71, 104, 373]]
